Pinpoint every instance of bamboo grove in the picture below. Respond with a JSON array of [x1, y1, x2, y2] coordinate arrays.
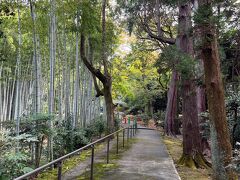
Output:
[[1, 0, 240, 179]]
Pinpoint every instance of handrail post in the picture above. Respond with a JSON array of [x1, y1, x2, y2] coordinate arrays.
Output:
[[134, 118, 137, 135], [127, 126, 129, 142], [116, 132, 119, 154], [135, 121, 137, 134], [131, 125, 133, 138], [132, 122, 135, 136], [123, 129, 125, 148], [132, 125, 134, 137], [134, 122, 136, 135], [90, 145, 94, 180], [132, 125, 134, 136], [134, 122, 135, 135], [107, 139, 110, 164], [57, 161, 62, 180]]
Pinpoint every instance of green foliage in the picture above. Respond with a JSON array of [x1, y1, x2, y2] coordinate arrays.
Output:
[[114, 116, 121, 130], [0, 151, 33, 179], [138, 113, 150, 125], [53, 115, 107, 158], [230, 149, 240, 173], [0, 114, 53, 179], [194, 4, 213, 25], [153, 110, 165, 126], [54, 115, 87, 157], [80, 0, 101, 35], [0, 131, 34, 179], [112, 40, 166, 115], [84, 116, 107, 140], [199, 112, 211, 139], [201, 88, 240, 146], [157, 45, 196, 79], [20, 113, 53, 138], [1, 114, 108, 178], [220, 29, 240, 82], [1, 132, 36, 153], [225, 88, 240, 146]]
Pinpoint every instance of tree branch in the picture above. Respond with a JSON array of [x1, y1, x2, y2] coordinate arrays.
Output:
[[88, 37, 104, 97], [143, 21, 176, 44], [80, 34, 107, 84], [140, 1, 176, 45]]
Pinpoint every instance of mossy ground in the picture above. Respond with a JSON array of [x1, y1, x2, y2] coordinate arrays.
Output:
[[77, 137, 138, 179], [37, 143, 105, 180], [163, 135, 212, 180]]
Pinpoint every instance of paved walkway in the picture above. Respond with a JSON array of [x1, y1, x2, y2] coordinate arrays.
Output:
[[102, 127, 181, 180]]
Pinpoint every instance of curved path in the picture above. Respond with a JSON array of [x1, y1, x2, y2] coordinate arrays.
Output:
[[102, 127, 181, 180]]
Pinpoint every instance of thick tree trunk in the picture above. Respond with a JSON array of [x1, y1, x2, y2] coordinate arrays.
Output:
[[196, 1, 236, 178], [103, 78, 114, 132], [196, 86, 206, 114], [179, 80, 208, 168], [164, 70, 178, 136], [153, 0, 178, 136], [193, 0, 210, 157], [101, 0, 114, 132], [177, 2, 210, 169]]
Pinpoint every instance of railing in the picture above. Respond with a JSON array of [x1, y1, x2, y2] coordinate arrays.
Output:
[[15, 123, 138, 180]]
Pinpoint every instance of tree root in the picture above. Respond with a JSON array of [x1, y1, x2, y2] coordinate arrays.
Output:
[[178, 153, 211, 169]]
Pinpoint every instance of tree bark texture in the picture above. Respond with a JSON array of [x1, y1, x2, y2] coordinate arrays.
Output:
[[153, 0, 179, 136], [197, 0, 236, 179], [177, 2, 209, 169], [164, 70, 178, 136]]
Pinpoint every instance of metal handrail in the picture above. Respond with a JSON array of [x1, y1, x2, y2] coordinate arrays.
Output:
[[15, 124, 137, 180]]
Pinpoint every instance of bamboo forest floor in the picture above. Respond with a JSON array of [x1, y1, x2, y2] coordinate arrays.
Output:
[[62, 125, 180, 180]]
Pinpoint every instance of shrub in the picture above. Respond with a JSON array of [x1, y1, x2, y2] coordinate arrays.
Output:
[[0, 151, 33, 179], [138, 113, 150, 125], [53, 115, 89, 157], [153, 111, 165, 127], [114, 117, 120, 130]]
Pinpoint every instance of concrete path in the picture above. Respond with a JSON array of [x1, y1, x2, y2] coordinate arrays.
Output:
[[102, 127, 181, 180]]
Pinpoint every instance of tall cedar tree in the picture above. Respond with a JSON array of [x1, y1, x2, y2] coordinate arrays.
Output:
[[196, 0, 237, 179], [177, 2, 210, 169]]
